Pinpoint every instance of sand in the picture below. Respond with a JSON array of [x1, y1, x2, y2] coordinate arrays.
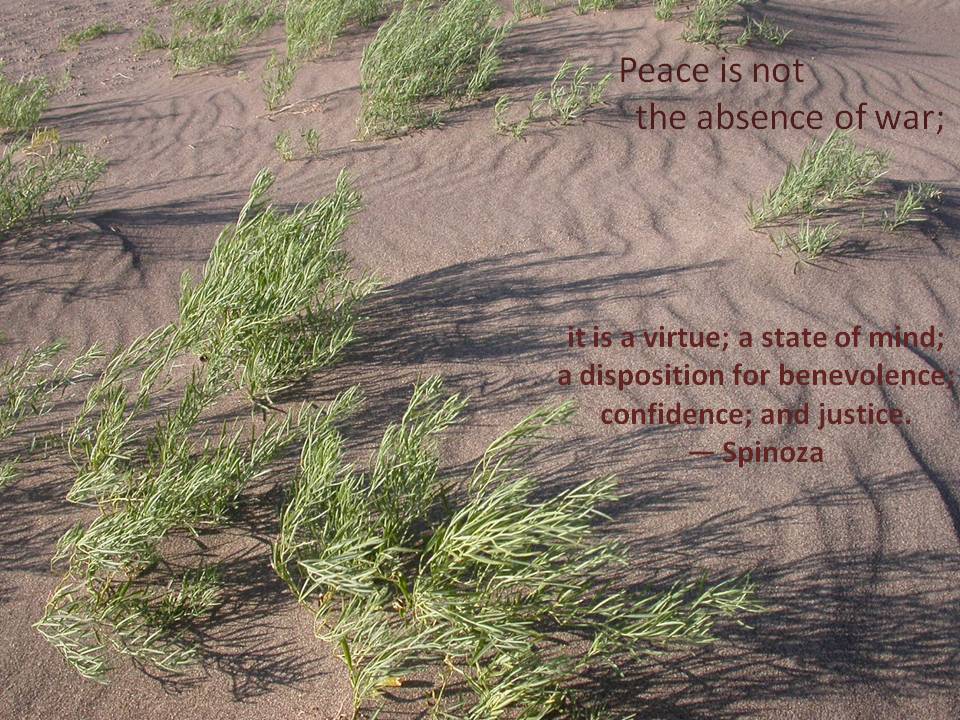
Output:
[[1, 0, 959, 718]]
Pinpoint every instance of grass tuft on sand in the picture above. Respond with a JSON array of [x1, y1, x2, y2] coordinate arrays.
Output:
[[0, 128, 106, 238], [274, 377, 760, 718], [882, 182, 943, 231], [285, 0, 388, 60], [0, 340, 101, 490], [139, 0, 281, 71], [59, 23, 122, 51], [0, 71, 50, 134], [494, 59, 610, 139], [37, 168, 374, 682], [358, 0, 509, 138], [746, 130, 889, 230]]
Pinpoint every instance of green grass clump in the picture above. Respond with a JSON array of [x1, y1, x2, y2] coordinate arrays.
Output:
[[262, 51, 297, 111], [0, 129, 107, 238], [738, 16, 791, 46], [494, 94, 536, 140], [285, 0, 387, 60], [274, 377, 760, 718], [682, 0, 745, 46], [167, 0, 281, 72], [136, 24, 169, 53], [60, 23, 122, 51], [301, 128, 322, 156], [40, 168, 372, 682], [0, 340, 101, 489], [548, 59, 611, 124], [655, 0, 680, 20], [494, 60, 609, 139], [0, 71, 50, 133], [358, 0, 509, 138], [774, 219, 840, 267], [40, 364, 298, 681], [273, 131, 294, 160], [513, 0, 549, 20], [657, 0, 789, 48], [882, 182, 942, 231], [177, 169, 374, 402], [746, 130, 890, 229], [574, 0, 619, 14]]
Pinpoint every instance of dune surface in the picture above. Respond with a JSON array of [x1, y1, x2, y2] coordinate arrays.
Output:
[[1, 1, 959, 718]]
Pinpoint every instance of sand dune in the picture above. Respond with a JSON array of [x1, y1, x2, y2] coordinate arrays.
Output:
[[1, 1, 958, 718]]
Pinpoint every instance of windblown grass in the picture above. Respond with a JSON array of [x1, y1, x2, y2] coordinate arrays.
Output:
[[262, 51, 297, 111], [274, 130, 294, 160], [0, 128, 107, 238], [40, 369, 299, 680], [0, 71, 50, 133], [136, 24, 168, 53], [746, 130, 889, 229], [274, 377, 760, 717], [574, 0, 619, 14], [655, 0, 790, 48], [285, 0, 387, 60], [358, 0, 509, 138], [548, 59, 611, 124], [882, 182, 942, 231], [655, 0, 680, 20], [0, 340, 101, 489], [513, 0, 549, 20], [774, 219, 840, 267], [177, 169, 375, 402], [682, 0, 747, 46], [738, 15, 791, 46], [494, 60, 610, 139], [39, 169, 373, 681], [60, 23, 122, 51], [155, 0, 281, 72], [301, 128, 322, 157]]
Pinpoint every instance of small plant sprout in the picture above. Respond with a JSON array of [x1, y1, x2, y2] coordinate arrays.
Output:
[[60, 23, 122, 51], [882, 182, 943, 231], [274, 377, 760, 718], [493, 95, 513, 133], [774, 219, 840, 267], [738, 16, 792, 47], [358, 0, 509, 138], [493, 93, 544, 140], [263, 51, 297, 111], [746, 130, 890, 229], [274, 131, 294, 161], [301, 128, 322, 156], [549, 60, 611, 125]]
